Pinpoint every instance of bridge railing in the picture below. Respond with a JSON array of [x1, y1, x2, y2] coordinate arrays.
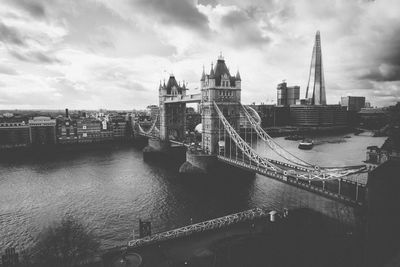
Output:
[[218, 155, 366, 206], [128, 208, 268, 249]]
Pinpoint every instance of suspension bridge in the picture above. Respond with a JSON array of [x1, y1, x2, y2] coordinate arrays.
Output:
[[132, 55, 367, 207]]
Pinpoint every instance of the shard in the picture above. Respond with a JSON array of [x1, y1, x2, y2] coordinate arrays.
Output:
[[305, 31, 326, 105]]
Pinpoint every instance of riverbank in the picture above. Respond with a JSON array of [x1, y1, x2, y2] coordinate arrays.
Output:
[[0, 140, 144, 160]]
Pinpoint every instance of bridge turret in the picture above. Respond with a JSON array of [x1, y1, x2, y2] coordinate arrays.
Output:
[[200, 66, 206, 89], [159, 74, 187, 141], [208, 63, 215, 87], [200, 55, 242, 155], [235, 70, 241, 89]]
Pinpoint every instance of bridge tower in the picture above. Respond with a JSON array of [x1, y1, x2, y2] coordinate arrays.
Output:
[[159, 75, 188, 141], [200, 55, 242, 154]]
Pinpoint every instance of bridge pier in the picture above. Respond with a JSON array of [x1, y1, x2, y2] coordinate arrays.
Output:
[[142, 138, 187, 166], [179, 150, 255, 179], [179, 150, 218, 175]]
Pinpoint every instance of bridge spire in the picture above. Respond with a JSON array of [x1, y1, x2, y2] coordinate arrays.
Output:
[[218, 51, 224, 60], [236, 69, 241, 81], [210, 62, 215, 78], [200, 65, 205, 81]]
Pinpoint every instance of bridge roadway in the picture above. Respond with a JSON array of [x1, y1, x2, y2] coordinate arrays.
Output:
[[217, 155, 365, 206], [134, 130, 365, 207]]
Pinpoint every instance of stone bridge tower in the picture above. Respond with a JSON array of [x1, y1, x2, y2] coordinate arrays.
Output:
[[159, 75, 187, 141], [200, 55, 241, 155]]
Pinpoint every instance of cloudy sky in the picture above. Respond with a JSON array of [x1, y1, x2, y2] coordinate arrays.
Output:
[[0, 0, 399, 110]]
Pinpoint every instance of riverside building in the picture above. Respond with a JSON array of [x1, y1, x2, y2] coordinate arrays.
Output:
[[28, 117, 57, 145], [0, 122, 30, 149]]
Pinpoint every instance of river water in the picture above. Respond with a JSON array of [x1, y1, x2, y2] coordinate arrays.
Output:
[[0, 133, 385, 250]]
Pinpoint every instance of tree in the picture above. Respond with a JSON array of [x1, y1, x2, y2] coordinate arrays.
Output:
[[29, 216, 99, 267]]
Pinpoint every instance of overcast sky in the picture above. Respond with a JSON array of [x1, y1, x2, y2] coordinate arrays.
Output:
[[0, 0, 399, 110]]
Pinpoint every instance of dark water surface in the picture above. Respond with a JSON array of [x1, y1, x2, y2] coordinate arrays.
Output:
[[0, 134, 385, 250]]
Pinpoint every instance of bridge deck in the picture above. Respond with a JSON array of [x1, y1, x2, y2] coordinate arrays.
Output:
[[217, 156, 365, 207]]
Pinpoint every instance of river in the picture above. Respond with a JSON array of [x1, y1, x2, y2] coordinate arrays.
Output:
[[0, 133, 385, 250]]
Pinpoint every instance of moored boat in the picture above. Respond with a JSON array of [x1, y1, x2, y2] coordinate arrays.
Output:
[[298, 139, 313, 150]]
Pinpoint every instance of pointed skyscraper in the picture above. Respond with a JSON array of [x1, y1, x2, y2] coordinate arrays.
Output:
[[305, 31, 326, 105]]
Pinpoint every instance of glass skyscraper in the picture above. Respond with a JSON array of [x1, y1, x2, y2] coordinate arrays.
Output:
[[305, 31, 327, 105]]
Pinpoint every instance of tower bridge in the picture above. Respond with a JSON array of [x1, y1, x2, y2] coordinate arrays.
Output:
[[132, 54, 367, 207]]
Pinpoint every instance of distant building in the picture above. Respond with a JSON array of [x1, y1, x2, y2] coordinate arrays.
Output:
[[76, 118, 112, 143], [277, 82, 300, 106], [2, 113, 14, 118], [186, 112, 201, 132], [147, 105, 159, 119], [146, 105, 160, 130], [56, 109, 78, 145], [112, 121, 129, 139], [289, 105, 347, 126], [0, 122, 30, 149], [341, 96, 366, 111], [249, 104, 290, 127], [109, 114, 130, 140], [28, 117, 56, 145], [358, 108, 388, 129], [365, 101, 371, 108]]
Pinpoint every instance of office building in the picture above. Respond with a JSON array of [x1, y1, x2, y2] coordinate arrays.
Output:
[[305, 31, 326, 105], [341, 96, 366, 111], [289, 105, 347, 126], [277, 82, 300, 106], [249, 104, 290, 127]]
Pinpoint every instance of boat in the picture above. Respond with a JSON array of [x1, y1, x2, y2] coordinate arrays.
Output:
[[298, 139, 313, 150]]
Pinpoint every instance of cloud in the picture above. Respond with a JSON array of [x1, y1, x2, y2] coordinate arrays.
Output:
[[4, 0, 47, 19], [0, 65, 18, 75], [132, 0, 209, 32], [0, 22, 25, 46], [9, 50, 61, 64], [360, 64, 400, 82], [220, 9, 271, 46], [0, 0, 400, 109]]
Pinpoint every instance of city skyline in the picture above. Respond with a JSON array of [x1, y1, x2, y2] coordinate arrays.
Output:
[[0, 0, 399, 110]]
